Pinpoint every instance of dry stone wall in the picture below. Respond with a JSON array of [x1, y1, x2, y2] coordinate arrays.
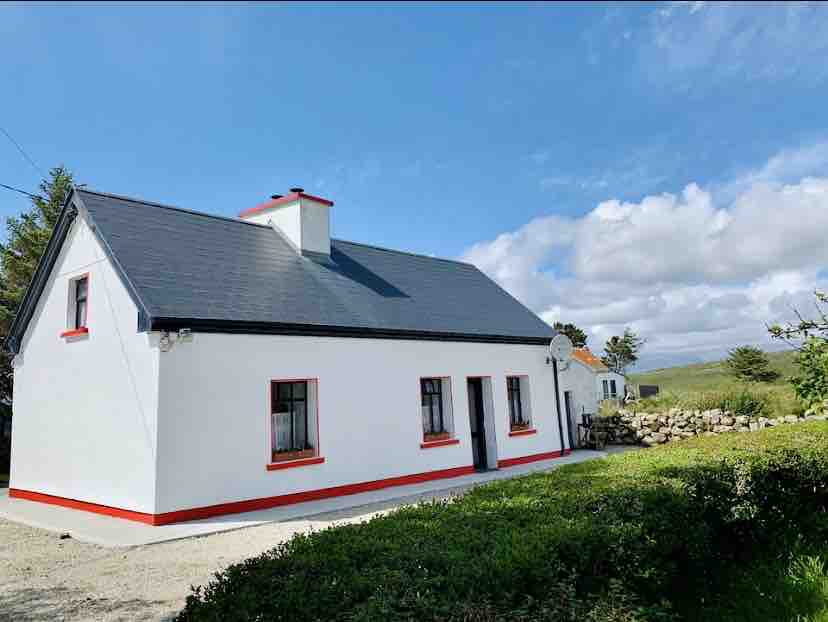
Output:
[[610, 407, 828, 446]]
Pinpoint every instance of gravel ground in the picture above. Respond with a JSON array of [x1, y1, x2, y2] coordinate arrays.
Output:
[[0, 487, 468, 622]]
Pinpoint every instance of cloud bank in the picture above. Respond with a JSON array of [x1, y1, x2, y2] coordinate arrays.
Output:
[[462, 144, 828, 369]]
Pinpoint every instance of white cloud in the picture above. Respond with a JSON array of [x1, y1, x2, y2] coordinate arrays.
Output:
[[641, 2, 828, 87], [461, 143, 828, 369]]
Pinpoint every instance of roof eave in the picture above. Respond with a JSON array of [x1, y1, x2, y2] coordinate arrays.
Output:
[[148, 317, 553, 346]]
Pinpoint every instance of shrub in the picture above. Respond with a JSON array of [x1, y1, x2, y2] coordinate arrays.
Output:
[[793, 337, 828, 413], [176, 423, 828, 622]]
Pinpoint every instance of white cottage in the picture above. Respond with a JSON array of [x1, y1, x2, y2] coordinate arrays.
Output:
[[559, 347, 625, 446], [5, 187, 571, 525]]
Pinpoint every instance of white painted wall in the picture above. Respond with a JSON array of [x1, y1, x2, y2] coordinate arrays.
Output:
[[155, 335, 565, 513], [560, 360, 600, 422], [299, 197, 331, 255], [596, 371, 626, 401], [10, 218, 160, 513]]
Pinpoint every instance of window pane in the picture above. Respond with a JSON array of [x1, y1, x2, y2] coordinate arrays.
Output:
[[293, 381, 306, 399], [293, 401, 307, 448], [76, 300, 87, 328], [431, 395, 442, 432], [277, 383, 292, 401], [76, 278, 88, 299], [273, 412, 292, 451], [422, 403, 432, 433]]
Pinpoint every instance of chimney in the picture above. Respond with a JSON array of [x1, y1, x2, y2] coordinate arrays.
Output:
[[239, 188, 334, 255]]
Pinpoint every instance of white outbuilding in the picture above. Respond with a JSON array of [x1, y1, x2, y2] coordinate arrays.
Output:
[[5, 187, 572, 525], [559, 347, 626, 447]]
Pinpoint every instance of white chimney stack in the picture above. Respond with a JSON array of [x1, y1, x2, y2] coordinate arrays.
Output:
[[239, 187, 333, 256]]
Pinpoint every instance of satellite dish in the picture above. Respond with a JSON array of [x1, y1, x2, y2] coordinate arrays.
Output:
[[548, 334, 573, 369]]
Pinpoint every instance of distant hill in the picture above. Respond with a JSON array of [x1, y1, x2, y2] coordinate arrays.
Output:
[[628, 349, 799, 394]]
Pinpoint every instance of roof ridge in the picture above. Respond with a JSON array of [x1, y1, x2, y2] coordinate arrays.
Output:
[[76, 188, 272, 230], [332, 238, 474, 268]]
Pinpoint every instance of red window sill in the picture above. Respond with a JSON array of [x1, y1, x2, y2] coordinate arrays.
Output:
[[266, 456, 325, 471], [60, 327, 89, 338], [509, 428, 537, 437], [420, 438, 460, 449]]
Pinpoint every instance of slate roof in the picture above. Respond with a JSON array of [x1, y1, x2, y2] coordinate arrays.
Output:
[[5, 188, 554, 347]]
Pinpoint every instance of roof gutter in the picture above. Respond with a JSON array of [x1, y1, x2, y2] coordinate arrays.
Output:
[[149, 317, 554, 346]]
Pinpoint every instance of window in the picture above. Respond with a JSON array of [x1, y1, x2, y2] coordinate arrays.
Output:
[[271, 380, 314, 462], [507, 377, 525, 427], [421, 378, 445, 435], [602, 379, 609, 400], [609, 379, 617, 398], [74, 276, 88, 329]]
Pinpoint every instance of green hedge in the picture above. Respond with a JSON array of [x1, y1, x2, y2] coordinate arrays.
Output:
[[176, 422, 828, 621]]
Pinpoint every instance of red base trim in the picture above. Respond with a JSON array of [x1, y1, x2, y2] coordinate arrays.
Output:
[[10, 464, 476, 526], [497, 449, 571, 468], [60, 327, 89, 338], [266, 456, 325, 471], [420, 438, 460, 449], [8, 488, 155, 524], [508, 428, 537, 437]]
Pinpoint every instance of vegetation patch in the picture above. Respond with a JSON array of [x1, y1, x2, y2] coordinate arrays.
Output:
[[176, 422, 828, 622]]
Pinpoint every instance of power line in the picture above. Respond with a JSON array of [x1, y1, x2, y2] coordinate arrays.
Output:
[[0, 126, 45, 176], [0, 182, 42, 200]]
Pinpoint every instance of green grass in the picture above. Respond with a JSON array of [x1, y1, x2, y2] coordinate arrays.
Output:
[[629, 350, 798, 393], [627, 349, 802, 416], [176, 422, 828, 622]]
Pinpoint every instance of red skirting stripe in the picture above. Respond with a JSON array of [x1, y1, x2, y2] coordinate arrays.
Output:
[[154, 464, 476, 525], [10, 464, 477, 526], [8, 488, 155, 524], [497, 448, 572, 468]]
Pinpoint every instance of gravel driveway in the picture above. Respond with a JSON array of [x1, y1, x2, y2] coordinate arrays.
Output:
[[0, 492, 441, 621], [0, 485, 477, 622]]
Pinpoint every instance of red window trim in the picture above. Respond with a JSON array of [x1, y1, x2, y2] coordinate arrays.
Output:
[[66, 272, 90, 335], [505, 373, 530, 436], [267, 456, 326, 471], [420, 438, 460, 449], [269, 377, 321, 468], [419, 375, 452, 440], [508, 428, 537, 437]]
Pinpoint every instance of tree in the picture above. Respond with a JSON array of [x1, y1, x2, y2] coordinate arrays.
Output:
[[724, 345, 779, 382], [0, 166, 73, 409], [553, 321, 587, 348], [601, 328, 645, 374], [768, 290, 828, 410]]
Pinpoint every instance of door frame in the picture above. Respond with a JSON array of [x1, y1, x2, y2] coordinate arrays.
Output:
[[466, 376, 496, 470]]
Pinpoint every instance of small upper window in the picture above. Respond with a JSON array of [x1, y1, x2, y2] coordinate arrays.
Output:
[[609, 379, 617, 398], [74, 276, 88, 329], [602, 379, 609, 400]]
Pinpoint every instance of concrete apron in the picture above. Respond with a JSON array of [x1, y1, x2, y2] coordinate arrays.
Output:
[[0, 449, 607, 548]]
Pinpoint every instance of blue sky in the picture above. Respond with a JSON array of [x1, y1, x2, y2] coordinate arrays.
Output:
[[3, 2, 828, 369]]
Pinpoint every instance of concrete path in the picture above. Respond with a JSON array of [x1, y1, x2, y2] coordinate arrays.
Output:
[[0, 450, 606, 548]]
